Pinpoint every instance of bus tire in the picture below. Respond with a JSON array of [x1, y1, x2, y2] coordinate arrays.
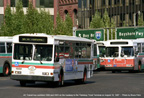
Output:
[[112, 71, 115, 73], [58, 70, 64, 86], [20, 81, 26, 87], [3, 63, 11, 76], [138, 64, 142, 72], [82, 69, 87, 83]]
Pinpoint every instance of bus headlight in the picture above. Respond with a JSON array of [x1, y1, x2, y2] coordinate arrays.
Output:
[[15, 71, 21, 74], [106, 65, 112, 67], [42, 72, 49, 75]]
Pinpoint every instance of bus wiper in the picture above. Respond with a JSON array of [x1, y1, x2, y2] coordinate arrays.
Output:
[[22, 60, 25, 64], [40, 60, 43, 64]]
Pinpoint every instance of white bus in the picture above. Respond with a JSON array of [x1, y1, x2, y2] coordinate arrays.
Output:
[[100, 39, 144, 73], [0, 37, 12, 76], [11, 33, 95, 86], [93, 41, 106, 70]]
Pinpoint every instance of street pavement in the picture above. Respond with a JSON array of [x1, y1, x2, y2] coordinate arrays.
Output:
[[0, 71, 144, 98]]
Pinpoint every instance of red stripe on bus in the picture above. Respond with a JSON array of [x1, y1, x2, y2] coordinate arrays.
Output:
[[12, 64, 55, 69], [138, 55, 144, 57]]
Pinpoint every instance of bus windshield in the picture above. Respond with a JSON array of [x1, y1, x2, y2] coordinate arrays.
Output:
[[34, 45, 53, 61], [14, 44, 33, 60], [121, 47, 134, 57], [99, 46, 105, 57], [106, 47, 119, 57], [14, 44, 53, 61]]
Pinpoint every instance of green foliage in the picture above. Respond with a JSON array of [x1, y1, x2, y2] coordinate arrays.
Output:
[[26, 2, 40, 33], [1, 1, 54, 36], [38, 8, 54, 34], [1, 5, 13, 36], [138, 14, 144, 26], [103, 9, 110, 28], [64, 14, 73, 36], [12, 0, 25, 35], [123, 21, 129, 27], [90, 11, 104, 28], [55, 13, 65, 35]]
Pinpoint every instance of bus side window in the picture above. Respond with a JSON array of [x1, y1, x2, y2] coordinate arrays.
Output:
[[94, 44, 97, 56], [137, 43, 141, 53], [142, 43, 144, 52], [0, 42, 5, 53], [54, 46, 59, 62], [86, 43, 91, 58], [7, 43, 12, 53]]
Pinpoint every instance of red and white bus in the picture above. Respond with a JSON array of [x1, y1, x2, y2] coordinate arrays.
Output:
[[100, 39, 144, 73]]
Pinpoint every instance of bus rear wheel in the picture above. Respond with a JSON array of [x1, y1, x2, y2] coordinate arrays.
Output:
[[138, 64, 142, 72], [58, 73, 64, 86], [3, 63, 10, 76]]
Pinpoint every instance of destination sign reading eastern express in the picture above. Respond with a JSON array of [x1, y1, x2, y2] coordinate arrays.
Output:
[[19, 36, 47, 43]]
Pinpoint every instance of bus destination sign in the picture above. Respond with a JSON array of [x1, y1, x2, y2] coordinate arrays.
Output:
[[19, 36, 47, 43]]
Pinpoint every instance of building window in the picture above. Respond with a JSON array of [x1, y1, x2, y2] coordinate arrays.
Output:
[[114, 0, 120, 5], [129, 0, 134, 5], [102, 0, 106, 6], [11, 0, 15, 7], [22, 0, 29, 7], [36, 0, 54, 8], [0, 0, 3, 7], [11, 0, 28, 7], [122, 0, 125, 5], [109, 0, 111, 6]]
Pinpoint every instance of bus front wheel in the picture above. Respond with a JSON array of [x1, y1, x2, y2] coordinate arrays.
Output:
[[3, 63, 10, 76], [20, 81, 26, 87]]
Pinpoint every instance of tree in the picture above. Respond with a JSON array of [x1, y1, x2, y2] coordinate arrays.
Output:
[[55, 13, 65, 35], [103, 9, 110, 28], [110, 18, 116, 39], [138, 14, 144, 26], [103, 9, 110, 40], [38, 8, 54, 34], [64, 14, 73, 36], [1, 5, 13, 36], [25, 2, 40, 33], [12, 0, 25, 35], [123, 20, 129, 27], [90, 11, 104, 28]]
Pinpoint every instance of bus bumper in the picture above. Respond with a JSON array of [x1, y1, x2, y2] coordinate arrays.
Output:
[[11, 75, 54, 82], [105, 67, 134, 71]]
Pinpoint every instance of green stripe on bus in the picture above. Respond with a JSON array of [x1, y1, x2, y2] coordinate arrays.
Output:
[[141, 64, 144, 70], [139, 53, 144, 56], [12, 62, 54, 66], [0, 67, 3, 73], [0, 53, 12, 56], [78, 60, 93, 62]]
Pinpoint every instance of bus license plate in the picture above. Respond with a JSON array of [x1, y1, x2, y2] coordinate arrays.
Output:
[[30, 71, 35, 74]]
